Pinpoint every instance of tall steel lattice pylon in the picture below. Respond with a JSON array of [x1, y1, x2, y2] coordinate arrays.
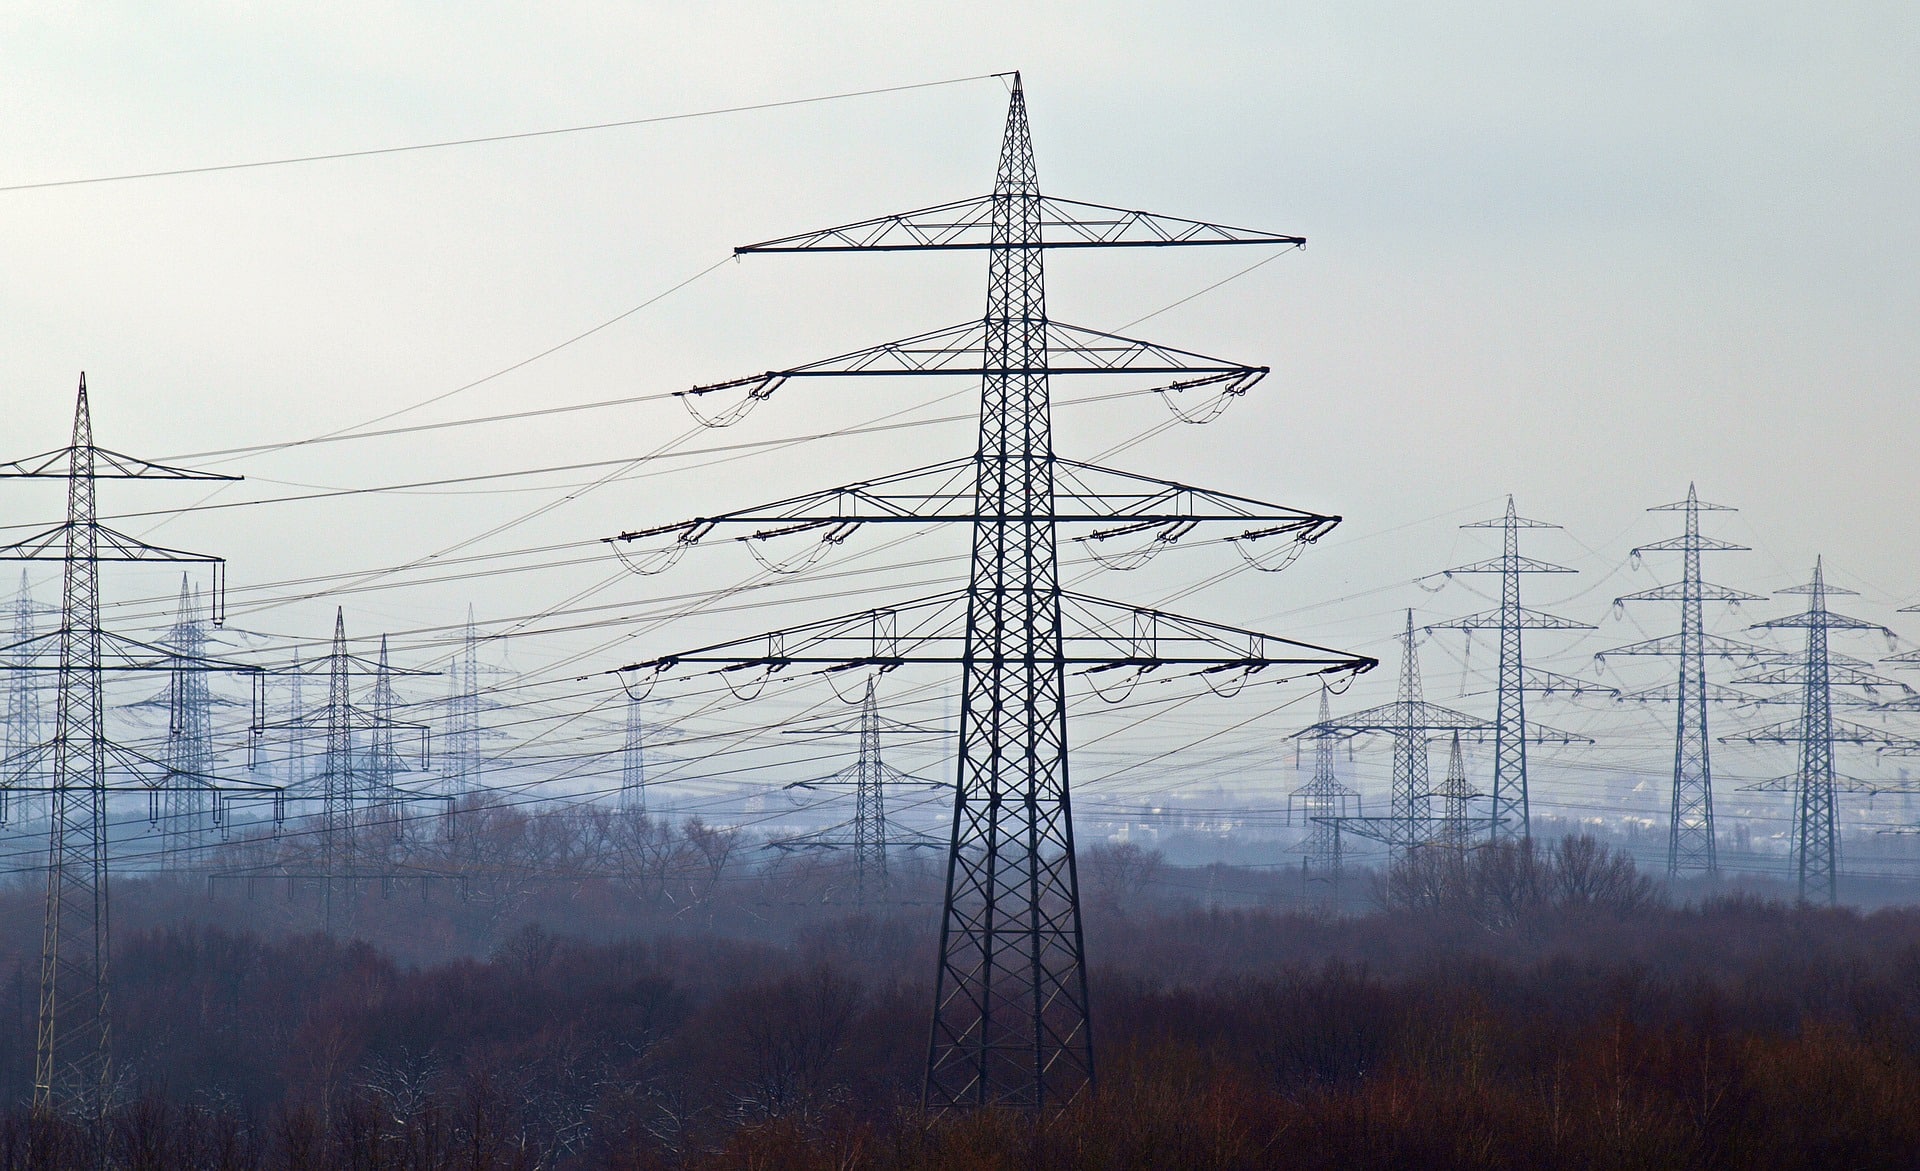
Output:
[[159, 577, 215, 871], [3, 571, 46, 828], [1431, 498, 1593, 840], [1599, 485, 1760, 878], [1300, 612, 1494, 858], [619, 690, 648, 815], [774, 678, 945, 904], [0, 376, 268, 1118], [1435, 731, 1476, 849], [1289, 685, 1357, 879], [611, 74, 1373, 1109], [1726, 559, 1910, 904], [444, 606, 483, 796]]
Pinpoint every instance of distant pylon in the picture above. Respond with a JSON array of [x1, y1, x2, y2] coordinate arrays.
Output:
[[3, 571, 44, 828], [443, 606, 483, 796], [1289, 684, 1357, 880], [1600, 485, 1762, 879], [1298, 613, 1497, 858], [1727, 559, 1914, 904], [774, 677, 945, 904], [159, 577, 214, 871], [619, 691, 648, 815], [320, 610, 355, 930], [1434, 732, 1477, 849], [1431, 498, 1594, 840]]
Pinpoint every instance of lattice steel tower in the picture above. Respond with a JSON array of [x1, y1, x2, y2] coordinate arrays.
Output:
[[1301, 612, 1490, 860], [0, 377, 268, 1117], [619, 690, 649, 815], [3, 571, 46, 828], [1599, 486, 1760, 878], [158, 577, 216, 871], [1289, 685, 1357, 879], [1431, 498, 1593, 840], [612, 75, 1373, 1109], [1726, 559, 1908, 904], [443, 606, 484, 796]]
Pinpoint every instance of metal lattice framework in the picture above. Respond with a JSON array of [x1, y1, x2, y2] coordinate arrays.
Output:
[[1726, 560, 1915, 904], [0, 377, 275, 1118], [2, 571, 47, 828], [1288, 685, 1358, 882], [772, 677, 946, 903], [1597, 485, 1764, 879], [1429, 498, 1595, 841], [1300, 612, 1503, 857], [610, 75, 1374, 1110]]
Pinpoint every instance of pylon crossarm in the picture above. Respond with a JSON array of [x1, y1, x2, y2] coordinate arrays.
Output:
[[610, 458, 1339, 548], [0, 521, 224, 566], [1735, 661, 1906, 690], [1440, 554, 1578, 576], [1523, 667, 1618, 697], [1722, 716, 1901, 745], [1595, 632, 1776, 662], [1630, 533, 1750, 555], [1740, 772, 1899, 794], [737, 193, 1304, 253], [1614, 579, 1764, 603], [88, 738, 281, 795], [0, 628, 263, 674], [1428, 606, 1593, 632], [1293, 699, 1491, 738], [0, 444, 239, 481], [614, 590, 1374, 678], [1618, 680, 1765, 705]]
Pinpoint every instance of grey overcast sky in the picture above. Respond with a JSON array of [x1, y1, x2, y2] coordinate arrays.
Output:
[[2, 4, 1917, 815]]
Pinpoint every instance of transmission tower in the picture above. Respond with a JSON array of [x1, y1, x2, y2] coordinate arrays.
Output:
[[266, 610, 439, 931], [1597, 485, 1763, 879], [1725, 559, 1914, 904], [1429, 497, 1595, 841], [1433, 731, 1479, 850], [442, 606, 486, 797], [3, 571, 47, 828], [158, 578, 216, 871], [0, 376, 274, 1117], [774, 677, 945, 903], [1300, 612, 1493, 860], [619, 689, 649, 815], [1287, 684, 1358, 884], [610, 75, 1374, 1109]]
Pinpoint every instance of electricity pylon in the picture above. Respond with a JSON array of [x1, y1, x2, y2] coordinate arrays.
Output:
[[0, 376, 273, 1117], [1726, 559, 1914, 904], [1597, 485, 1763, 879], [1287, 684, 1358, 884], [1433, 731, 1478, 849], [442, 606, 500, 797], [3, 571, 47, 827], [257, 610, 440, 931], [158, 578, 216, 870], [619, 690, 649, 815], [1429, 497, 1595, 841], [611, 75, 1374, 1109], [1299, 613, 1493, 858], [774, 677, 946, 903]]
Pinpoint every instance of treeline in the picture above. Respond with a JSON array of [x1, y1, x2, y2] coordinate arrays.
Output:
[[0, 839, 1917, 1166]]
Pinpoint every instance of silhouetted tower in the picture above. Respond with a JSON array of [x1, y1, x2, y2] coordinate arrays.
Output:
[[3, 572, 45, 827], [1300, 613, 1493, 858], [0, 376, 265, 1117], [1431, 498, 1593, 840], [1601, 486, 1761, 879], [369, 636, 407, 843], [611, 75, 1372, 1109], [1289, 684, 1357, 878], [443, 606, 483, 796], [619, 690, 648, 815], [1727, 559, 1909, 904], [319, 610, 355, 930], [285, 651, 305, 790], [776, 678, 946, 904], [1434, 732, 1477, 849], [159, 577, 215, 871]]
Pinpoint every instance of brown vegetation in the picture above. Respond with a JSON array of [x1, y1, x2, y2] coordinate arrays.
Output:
[[0, 831, 1916, 1167]]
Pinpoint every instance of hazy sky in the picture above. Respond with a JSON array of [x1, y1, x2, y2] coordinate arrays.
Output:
[[3, 4, 1917, 827]]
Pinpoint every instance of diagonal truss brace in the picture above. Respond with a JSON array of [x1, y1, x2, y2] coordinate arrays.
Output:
[[736, 194, 1307, 253]]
